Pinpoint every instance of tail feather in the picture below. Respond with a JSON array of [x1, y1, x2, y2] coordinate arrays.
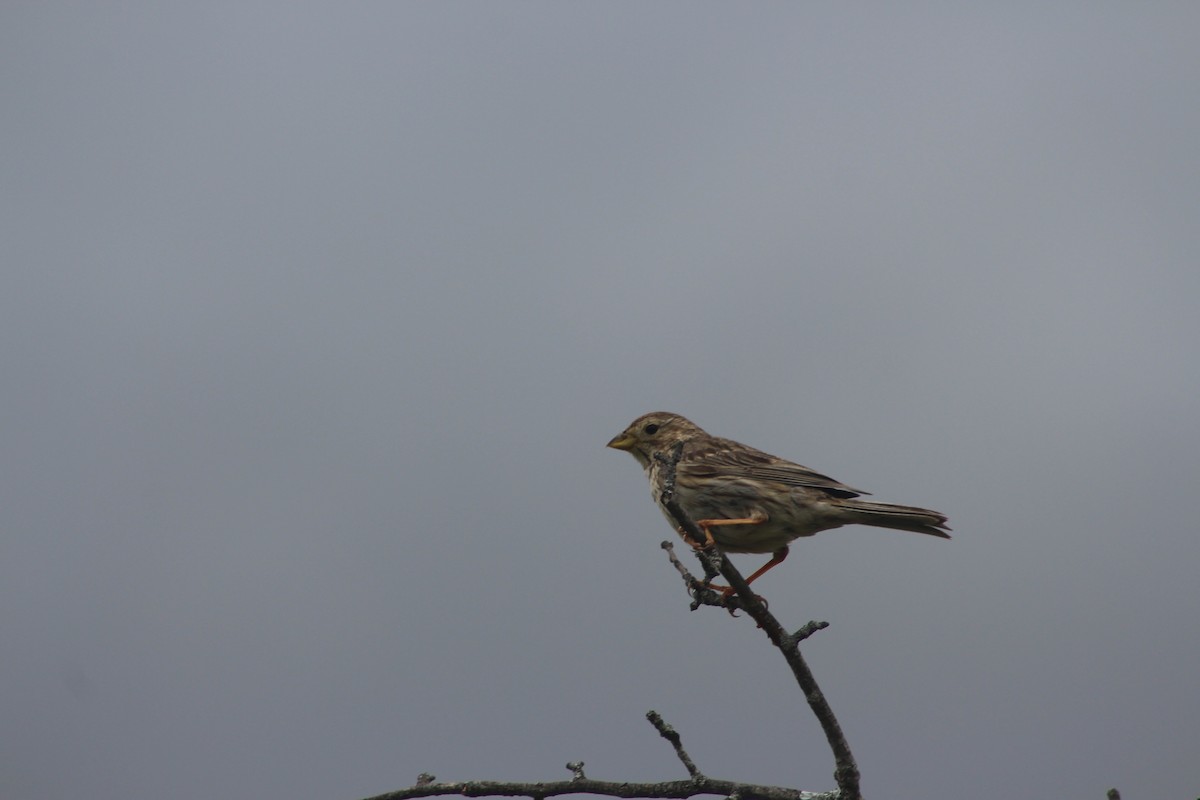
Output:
[[833, 499, 951, 538]]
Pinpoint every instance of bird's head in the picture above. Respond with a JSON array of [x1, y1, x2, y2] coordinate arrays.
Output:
[[606, 412, 706, 468]]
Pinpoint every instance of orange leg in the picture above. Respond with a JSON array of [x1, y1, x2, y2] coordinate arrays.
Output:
[[742, 546, 789, 587], [692, 511, 769, 549], [676, 526, 709, 549], [708, 548, 788, 599], [676, 512, 766, 550], [683, 512, 773, 597]]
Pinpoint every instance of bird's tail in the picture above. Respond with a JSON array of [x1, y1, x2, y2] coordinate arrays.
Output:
[[832, 499, 951, 538]]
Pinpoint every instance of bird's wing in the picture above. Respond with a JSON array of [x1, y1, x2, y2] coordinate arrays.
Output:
[[683, 437, 869, 499]]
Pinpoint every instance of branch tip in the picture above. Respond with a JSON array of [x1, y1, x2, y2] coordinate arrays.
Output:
[[791, 621, 830, 644]]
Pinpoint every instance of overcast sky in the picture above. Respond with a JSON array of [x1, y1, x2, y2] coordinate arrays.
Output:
[[3, 4, 1198, 800]]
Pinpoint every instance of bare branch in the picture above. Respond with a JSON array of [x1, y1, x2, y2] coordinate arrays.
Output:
[[377, 710, 841, 800], [653, 445, 862, 800], [372, 776, 835, 800]]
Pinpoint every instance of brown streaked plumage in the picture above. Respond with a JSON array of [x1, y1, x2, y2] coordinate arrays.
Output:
[[607, 412, 950, 590]]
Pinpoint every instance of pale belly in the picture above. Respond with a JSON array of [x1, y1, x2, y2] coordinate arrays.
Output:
[[650, 474, 839, 554]]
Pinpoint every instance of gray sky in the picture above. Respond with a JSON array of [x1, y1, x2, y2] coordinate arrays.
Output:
[[3, 4, 1198, 799]]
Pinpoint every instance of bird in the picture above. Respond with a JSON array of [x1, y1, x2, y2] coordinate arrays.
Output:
[[607, 411, 949, 591]]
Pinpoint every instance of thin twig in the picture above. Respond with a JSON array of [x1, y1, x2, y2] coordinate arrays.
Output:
[[660, 541, 742, 612], [646, 710, 703, 780], [653, 445, 862, 800]]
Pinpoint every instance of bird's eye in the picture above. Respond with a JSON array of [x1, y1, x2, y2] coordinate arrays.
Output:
[[643, 423, 659, 435]]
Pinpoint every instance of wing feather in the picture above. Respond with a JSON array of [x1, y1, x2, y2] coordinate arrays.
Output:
[[681, 437, 868, 499]]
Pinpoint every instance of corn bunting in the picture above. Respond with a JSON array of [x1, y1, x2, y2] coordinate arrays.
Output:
[[607, 412, 950, 589]]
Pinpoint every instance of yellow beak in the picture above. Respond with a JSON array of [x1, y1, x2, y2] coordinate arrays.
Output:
[[606, 434, 636, 451]]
